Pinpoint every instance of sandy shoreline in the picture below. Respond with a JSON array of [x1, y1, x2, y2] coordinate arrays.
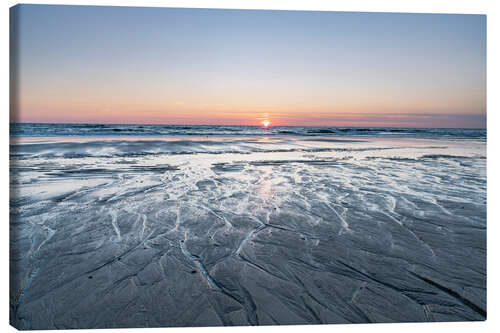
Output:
[[10, 136, 486, 329]]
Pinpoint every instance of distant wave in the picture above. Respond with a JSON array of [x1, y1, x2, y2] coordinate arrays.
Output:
[[10, 139, 401, 159], [10, 123, 486, 139]]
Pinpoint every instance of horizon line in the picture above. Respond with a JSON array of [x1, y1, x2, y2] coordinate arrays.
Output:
[[9, 121, 487, 130]]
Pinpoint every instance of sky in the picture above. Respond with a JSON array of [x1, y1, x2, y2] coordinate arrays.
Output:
[[10, 5, 486, 128]]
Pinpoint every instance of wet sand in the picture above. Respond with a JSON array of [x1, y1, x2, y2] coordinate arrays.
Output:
[[10, 136, 486, 329]]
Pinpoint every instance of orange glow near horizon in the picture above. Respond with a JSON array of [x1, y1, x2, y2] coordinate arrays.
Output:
[[11, 108, 487, 128]]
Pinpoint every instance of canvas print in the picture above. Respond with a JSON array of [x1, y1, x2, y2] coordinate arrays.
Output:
[[9, 4, 486, 330]]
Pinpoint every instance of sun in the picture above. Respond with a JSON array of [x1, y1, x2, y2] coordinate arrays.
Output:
[[261, 120, 271, 128]]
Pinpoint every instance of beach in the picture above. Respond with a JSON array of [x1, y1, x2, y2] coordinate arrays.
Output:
[[10, 125, 486, 329]]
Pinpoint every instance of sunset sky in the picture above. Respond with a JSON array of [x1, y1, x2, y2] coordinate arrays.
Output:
[[11, 5, 486, 128]]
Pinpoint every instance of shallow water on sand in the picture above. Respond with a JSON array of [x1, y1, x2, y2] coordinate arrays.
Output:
[[10, 135, 486, 329]]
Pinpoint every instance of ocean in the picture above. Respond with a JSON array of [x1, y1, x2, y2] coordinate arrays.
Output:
[[10, 123, 486, 328], [11, 122, 487, 138]]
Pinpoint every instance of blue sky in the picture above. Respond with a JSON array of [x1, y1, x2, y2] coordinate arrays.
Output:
[[11, 4, 486, 127]]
